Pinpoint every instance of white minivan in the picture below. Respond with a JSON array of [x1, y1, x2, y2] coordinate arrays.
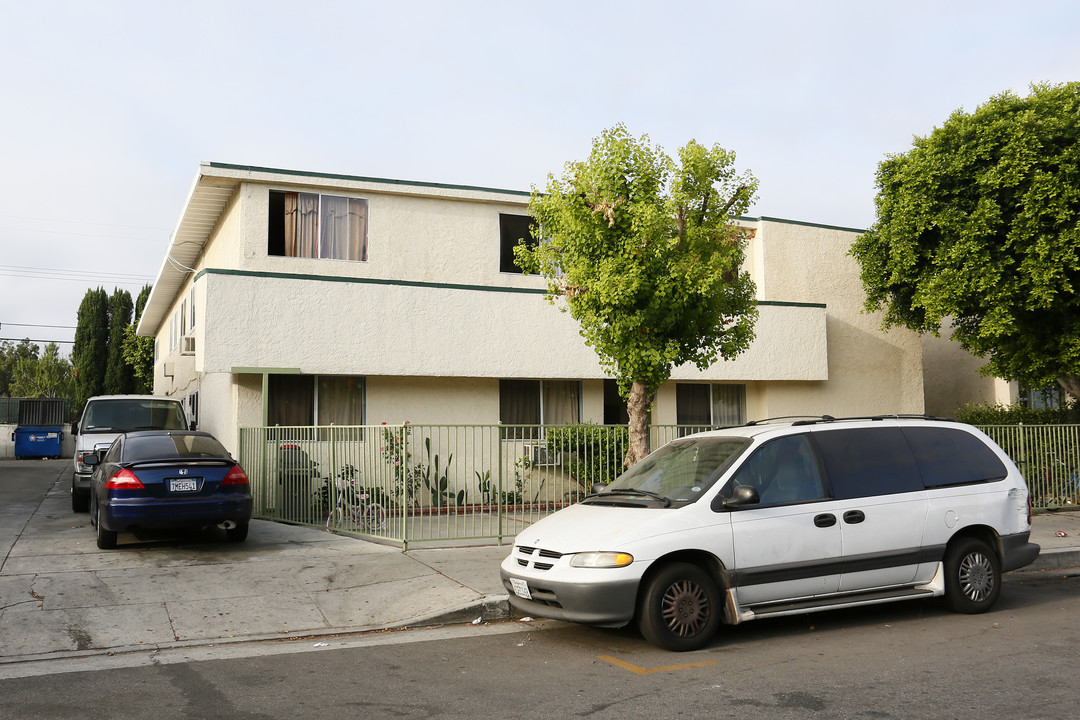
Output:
[[500, 416, 1040, 651], [71, 395, 191, 512]]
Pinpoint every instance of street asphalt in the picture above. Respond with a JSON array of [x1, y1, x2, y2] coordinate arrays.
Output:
[[1, 459, 1078, 668]]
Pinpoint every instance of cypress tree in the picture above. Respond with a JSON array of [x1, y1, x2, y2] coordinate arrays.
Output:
[[104, 288, 134, 394], [72, 287, 110, 413]]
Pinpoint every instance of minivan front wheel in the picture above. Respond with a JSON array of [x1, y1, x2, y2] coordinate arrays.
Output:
[[944, 537, 1000, 613], [637, 562, 721, 652]]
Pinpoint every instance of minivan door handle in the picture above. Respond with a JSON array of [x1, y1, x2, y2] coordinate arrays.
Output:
[[843, 510, 866, 524], [814, 513, 837, 528]]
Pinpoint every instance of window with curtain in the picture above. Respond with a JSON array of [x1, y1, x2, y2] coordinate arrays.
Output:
[[500, 379, 581, 439], [268, 375, 366, 429], [677, 383, 746, 436], [268, 190, 368, 262]]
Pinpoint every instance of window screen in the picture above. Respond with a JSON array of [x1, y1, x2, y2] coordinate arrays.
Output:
[[901, 427, 1007, 487], [813, 427, 923, 499]]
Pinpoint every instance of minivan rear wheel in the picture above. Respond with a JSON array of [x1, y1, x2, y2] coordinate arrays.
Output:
[[943, 537, 1000, 613], [637, 562, 721, 651]]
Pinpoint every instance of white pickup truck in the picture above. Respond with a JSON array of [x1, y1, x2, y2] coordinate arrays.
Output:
[[70, 395, 191, 512]]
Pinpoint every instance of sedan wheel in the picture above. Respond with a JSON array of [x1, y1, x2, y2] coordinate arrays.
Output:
[[94, 503, 118, 550]]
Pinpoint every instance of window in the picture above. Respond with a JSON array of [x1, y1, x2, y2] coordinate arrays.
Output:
[[676, 383, 746, 436], [1019, 383, 1067, 410], [499, 214, 537, 273], [901, 427, 1007, 487], [814, 428, 923, 499], [188, 288, 196, 332], [603, 379, 630, 425], [500, 379, 581, 439], [186, 391, 199, 429], [729, 434, 824, 505], [268, 375, 366, 428], [268, 190, 368, 261]]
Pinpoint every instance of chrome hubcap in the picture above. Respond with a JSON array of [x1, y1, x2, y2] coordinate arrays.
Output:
[[959, 551, 995, 602]]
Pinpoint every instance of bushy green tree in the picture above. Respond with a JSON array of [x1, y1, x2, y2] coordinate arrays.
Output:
[[123, 284, 154, 394], [851, 82, 1080, 400], [104, 288, 134, 394], [518, 125, 758, 466], [72, 287, 110, 412], [9, 343, 75, 399], [0, 339, 40, 396]]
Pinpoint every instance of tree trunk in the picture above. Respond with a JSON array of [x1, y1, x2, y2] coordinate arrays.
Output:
[[624, 380, 652, 468], [1057, 375, 1080, 403]]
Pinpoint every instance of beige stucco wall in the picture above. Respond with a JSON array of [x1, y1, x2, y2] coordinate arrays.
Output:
[[750, 220, 925, 417], [921, 328, 1015, 416]]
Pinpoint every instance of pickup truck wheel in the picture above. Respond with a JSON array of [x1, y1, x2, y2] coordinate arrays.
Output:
[[637, 562, 721, 652], [72, 481, 89, 513]]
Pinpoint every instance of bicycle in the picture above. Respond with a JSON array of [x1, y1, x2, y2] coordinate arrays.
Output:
[[326, 464, 387, 532]]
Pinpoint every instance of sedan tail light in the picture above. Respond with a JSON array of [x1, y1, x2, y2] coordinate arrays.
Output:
[[106, 468, 146, 489], [222, 465, 249, 486]]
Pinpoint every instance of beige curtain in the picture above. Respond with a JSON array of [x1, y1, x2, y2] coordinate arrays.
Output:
[[317, 376, 365, 425], [543, 381, 581, 425], [284, 193, 298, 256]]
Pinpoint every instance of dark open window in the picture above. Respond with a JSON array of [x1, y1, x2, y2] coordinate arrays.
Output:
[[499, 214, 537, 273]]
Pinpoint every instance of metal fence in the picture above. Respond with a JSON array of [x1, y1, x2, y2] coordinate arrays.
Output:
[[977, 424, 1080, 510], [237, 423, 687, 549], [237, 422, 1080, 548]]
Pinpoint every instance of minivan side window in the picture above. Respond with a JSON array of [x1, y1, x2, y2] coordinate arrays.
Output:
[[813, 427, 923, 499], [901, 427, 1008, 487], [730, 434, 825, 505]]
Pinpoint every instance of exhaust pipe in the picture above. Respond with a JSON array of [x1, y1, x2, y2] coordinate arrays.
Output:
[[218, 520, 237, 530]]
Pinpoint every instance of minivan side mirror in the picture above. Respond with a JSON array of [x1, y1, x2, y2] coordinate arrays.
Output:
[[712, 484, 760, 511], [71, 421, 79, 435], [82, 454, 100, 467], [590, 482, 609, 494]]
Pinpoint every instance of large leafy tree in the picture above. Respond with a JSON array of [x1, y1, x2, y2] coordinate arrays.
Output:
[[72, 287, 110, 412], [104, 288, 134, 394], [851, 82, 1080, 400], [0, 339, 40, 396], [10, 343, 75, 399], [518, 125, 759, 466]]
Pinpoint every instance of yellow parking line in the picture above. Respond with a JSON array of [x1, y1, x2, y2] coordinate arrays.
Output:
[[598, 655, 717, 674]]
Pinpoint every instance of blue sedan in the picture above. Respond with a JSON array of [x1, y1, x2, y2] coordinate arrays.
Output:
[[86, 430, 253, 549]]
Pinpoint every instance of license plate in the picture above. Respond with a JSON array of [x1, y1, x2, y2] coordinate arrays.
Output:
[[169, 478, 198, 492], [509, 577, 532, 600]]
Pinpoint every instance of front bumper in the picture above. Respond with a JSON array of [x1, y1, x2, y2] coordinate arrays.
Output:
[[499, 557, 640, 627]]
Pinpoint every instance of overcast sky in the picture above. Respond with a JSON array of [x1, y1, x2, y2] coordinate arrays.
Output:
[[2, 0, 1078, 354]]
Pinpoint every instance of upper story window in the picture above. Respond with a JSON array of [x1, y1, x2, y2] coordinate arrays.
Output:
[[268, 190, 368, 262], [499, 213, 537, 273]]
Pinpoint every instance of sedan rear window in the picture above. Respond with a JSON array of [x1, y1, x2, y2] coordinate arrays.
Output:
[[123, 434, 229, 461]]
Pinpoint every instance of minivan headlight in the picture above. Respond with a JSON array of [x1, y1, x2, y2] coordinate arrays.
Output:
[[570, 552, 634, 568]]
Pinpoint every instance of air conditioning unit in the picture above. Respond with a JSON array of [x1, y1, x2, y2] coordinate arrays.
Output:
[[180, 336, 196, 355], [527, 443, 560, 467]]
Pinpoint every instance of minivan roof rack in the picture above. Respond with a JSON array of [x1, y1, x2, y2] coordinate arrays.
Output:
[[745, 415, 835, 426], [745, 414, 953, 428]]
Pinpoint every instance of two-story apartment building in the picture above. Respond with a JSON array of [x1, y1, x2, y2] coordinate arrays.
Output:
[[137, 162, 1008, 455]]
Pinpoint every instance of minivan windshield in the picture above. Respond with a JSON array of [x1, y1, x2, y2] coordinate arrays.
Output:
[[81, 399, 188, 433], [588, 437, 750, 506]]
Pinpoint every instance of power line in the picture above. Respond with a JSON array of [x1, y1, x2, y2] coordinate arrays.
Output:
[[0, 337, 74, 344], [1, 322, 77, 329], [0, 264, 153, 280]]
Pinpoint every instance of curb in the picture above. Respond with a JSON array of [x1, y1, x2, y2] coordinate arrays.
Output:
[[1021, 548, 1080, 571]]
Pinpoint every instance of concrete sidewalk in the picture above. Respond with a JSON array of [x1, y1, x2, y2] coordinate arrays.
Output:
[[1, 459, 1078, 666]]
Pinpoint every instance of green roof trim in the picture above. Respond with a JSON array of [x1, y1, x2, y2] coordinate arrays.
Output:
[[196, 268, 826, 308], [207, 162, 533, 198]]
